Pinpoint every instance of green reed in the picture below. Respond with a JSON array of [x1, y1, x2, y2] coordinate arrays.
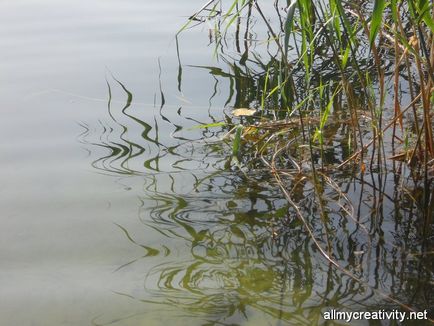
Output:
[[179, 2, 434, 314], [184, 0, 434, 176]]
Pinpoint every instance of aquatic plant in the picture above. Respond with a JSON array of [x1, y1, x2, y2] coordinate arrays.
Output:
[[178, 0, 434, 319], [184, 0, 433, 168]]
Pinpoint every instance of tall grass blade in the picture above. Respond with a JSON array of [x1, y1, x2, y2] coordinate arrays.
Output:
[[284, 0, 297, 58], [369, 0, 386, 46]]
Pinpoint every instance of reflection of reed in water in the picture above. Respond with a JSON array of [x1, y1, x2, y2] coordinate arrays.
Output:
[[125, 170, 433, 324], [79, 76, 229, 177], [118, 176, 364, 323], [82, 76, 433, 325]]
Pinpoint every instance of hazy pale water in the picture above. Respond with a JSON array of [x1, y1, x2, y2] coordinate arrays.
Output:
[[0, 1, 222, 325], [1, 1, 433, 326]]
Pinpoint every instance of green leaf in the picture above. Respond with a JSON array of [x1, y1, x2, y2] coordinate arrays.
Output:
[[341, 45, 351, 69], [330, 0, 356, 45], [284, 0, 297, 58], [313, 128, 322, 144], [369, 0, 386, 46], [189, 121, 226, 130], [416, 0, 434, 31], [320, 94, 334, 130], [390, 0, 398, 23]]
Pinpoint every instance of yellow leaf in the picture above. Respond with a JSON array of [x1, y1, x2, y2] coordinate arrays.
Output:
[[232, 108, 256, 117]]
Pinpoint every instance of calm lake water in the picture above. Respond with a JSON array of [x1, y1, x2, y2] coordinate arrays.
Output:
[[0, 1, 432, 325]]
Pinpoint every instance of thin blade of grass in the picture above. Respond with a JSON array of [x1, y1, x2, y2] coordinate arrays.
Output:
[[284, 0, 297, 58], [369, 0, 386, 46], [189, 121, 226, 130]]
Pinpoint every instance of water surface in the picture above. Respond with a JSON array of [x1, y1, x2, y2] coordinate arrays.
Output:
[[0, 1, 432, 325]]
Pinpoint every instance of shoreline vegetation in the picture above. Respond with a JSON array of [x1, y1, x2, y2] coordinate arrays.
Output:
[[180, 0, 434, 318]]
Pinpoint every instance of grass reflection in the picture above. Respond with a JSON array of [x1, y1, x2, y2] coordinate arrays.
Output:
[[82, 67, 432, 324]]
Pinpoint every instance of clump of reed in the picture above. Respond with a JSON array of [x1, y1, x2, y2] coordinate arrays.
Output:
[[183, 0, 434, 177], [180, 0, 434, 317]]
